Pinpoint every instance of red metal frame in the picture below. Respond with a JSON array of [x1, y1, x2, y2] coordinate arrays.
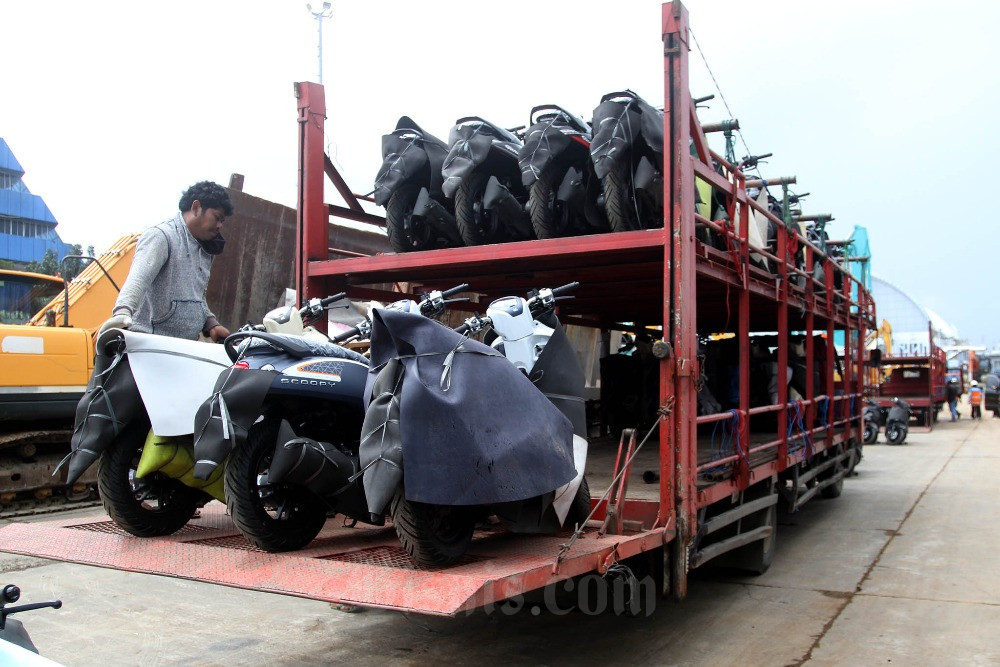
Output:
[[289, 1, 875, 603]]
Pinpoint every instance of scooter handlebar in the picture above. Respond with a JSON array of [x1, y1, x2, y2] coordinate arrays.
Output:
[[550, 282, 580, 297], [440, 283, 469, 299], [319, 292, 348, 308]]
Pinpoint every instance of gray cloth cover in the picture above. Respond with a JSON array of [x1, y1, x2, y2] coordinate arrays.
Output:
[[359, 308, 576, 512], [590, 93, 664, 180]]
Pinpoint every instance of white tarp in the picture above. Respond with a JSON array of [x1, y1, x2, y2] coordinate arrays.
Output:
[[122, 330, 232, 436]]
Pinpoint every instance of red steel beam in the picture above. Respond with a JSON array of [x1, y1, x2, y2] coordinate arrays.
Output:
[[294, 82, 329, 305]]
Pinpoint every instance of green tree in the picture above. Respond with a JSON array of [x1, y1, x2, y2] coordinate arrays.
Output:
[[25, 249, 59, 275], [61, 244, 85, 281]]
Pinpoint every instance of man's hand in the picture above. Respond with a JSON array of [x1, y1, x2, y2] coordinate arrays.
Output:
[[98, 314, 133, 336], [208, 324, 230, 342]]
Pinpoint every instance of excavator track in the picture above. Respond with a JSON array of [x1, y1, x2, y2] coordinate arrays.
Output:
[[0, 429, 101, 519]]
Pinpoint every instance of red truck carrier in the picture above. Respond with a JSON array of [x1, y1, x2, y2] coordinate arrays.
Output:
[[0, 1, 874, 615], [876, 324, 946, 431]]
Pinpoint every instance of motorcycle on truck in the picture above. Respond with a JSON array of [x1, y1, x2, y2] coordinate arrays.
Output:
[[441, 117, 535, 246], [192, 286, 470, 552], [373, 116, 463, 252], [361, 283, 591, 566], [589, 90, 665, 232], [518, 104, 609, 239]]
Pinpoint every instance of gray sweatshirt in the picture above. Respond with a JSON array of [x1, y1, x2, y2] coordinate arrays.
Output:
[[113, 213, 219, 340]]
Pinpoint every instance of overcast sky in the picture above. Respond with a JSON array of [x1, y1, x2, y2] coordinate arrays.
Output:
[[3, 1, 997, 346]]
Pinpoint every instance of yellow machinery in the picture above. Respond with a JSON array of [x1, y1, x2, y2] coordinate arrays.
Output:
[[0, 234, 138, 511]]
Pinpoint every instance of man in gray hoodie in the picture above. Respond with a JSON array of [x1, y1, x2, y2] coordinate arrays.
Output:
[[99, 181, 234, 341]]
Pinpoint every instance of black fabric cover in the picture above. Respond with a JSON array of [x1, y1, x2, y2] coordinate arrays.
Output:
[[529, 312, 587, 438], [590, 93, 664, 180], [191, 368, 276, 479], [65, 332, 144, 484], [359, 308, 576, 511], [519, 117, 576, 187]]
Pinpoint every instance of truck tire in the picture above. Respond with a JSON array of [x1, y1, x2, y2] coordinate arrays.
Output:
[[528, 165, 572, 239], [820, 447, 845, 499], [563, 476, 593, 529], [736, 503, 776, 575], [385, 184, 432, 253], [97, 420, 202, 537], [225, 418, 327, 552], [390, 487, 475, 567]]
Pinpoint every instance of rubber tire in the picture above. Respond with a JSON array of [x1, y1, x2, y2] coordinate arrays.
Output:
[[563, 476, 592, 529], [736, 503, 776, 575], [863, 422, 878, 444], [390, 487, 475, 567], [528, 165, 571, 239], [886, 425, 907, 445], [602, 160, 661, 233], [224, 418, 327, 552], [820, 449, 845, 499], [385, 184, 433, 253], [97, 420, 202, 537], [454, 172, 497, 246]]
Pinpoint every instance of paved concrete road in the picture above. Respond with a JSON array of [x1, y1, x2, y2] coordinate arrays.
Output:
[[2, 416, 997, 666]]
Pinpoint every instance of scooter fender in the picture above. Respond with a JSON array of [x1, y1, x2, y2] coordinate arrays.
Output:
[[192, 368, 276, 479], [590, 95, 665, 180], [64, 331, 143, 485], [442, 120, 522, 199], [374, 136, 431, 207], [519, 120, 578, 187]]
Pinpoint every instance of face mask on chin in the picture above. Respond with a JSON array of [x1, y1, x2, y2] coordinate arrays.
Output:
[[198, 232, 226, 256]]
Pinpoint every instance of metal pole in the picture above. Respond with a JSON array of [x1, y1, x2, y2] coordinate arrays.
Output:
[[307, 3, 333, 84]]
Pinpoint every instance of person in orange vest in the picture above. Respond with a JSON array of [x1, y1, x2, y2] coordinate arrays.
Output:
[[969, 380, 984, 420]]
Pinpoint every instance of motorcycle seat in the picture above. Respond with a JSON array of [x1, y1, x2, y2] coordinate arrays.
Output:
[[235, 332, 369, 365]]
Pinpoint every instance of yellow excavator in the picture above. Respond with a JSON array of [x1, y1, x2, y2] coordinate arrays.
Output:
[[0, 234, 138, 514]]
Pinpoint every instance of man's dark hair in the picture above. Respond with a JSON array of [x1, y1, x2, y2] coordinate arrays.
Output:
[[178, 181, 234, 216]]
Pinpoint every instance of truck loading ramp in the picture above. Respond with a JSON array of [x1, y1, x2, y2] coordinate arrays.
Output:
[[0, 502, 668, 617]]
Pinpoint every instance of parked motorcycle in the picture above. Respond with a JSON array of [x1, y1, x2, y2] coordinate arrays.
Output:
[[362, 283, 591, 566], [589, 90, 665, 232], [192, 285, 468, 552], [519, 105, 609, 239], [862, 398, 881, 444], [885, 397, 911, 445], [441, 117, 534, 245], [373, 116, 462, 252], [1, 584, 61, 657]]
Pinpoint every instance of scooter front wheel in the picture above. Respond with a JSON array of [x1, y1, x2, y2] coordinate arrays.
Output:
[[390, 487, 475, 567], [863, 422, 879, 444], [886, 424, 908, 445], [225, 418, 327, 552], [97, 419, 202, 537]]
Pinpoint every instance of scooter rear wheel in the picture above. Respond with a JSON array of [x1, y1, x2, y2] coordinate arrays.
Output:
[[602, 160, 660, 233], [225, 418, 327, 552], [97, 419, 202, 537], [528, 165, 573, 239], [391, 487, 475, 567], [455, 173, 500, 246], [563, 476, 593, 529], [386, 184, 433, 253]]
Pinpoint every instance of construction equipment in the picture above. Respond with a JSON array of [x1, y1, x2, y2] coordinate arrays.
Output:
[[0, 235, 138, 515]]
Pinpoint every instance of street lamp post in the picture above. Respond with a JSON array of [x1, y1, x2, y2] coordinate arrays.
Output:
[[306, 2, 333, 84]]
